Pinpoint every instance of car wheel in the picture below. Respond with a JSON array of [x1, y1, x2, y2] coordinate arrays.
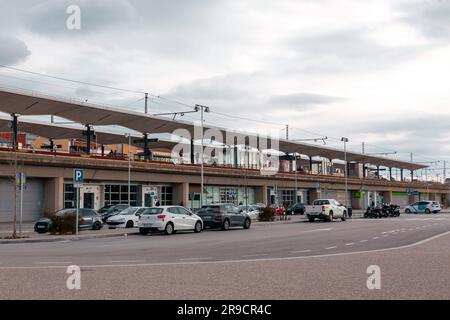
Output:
[[222, 219, 230, 231], [341, 211, 347, 221], [165, 222, 174, 235], [328, 211, 334, 222], [36, 229, 47, 234], [243, 218, 251, 229], [93, 222, 102, 230], [308, 216, 315, 222], [126, 220, 134, 228], [405, 209, 411, 214], [194, 221, 203, 233], [139, 228, 149, 235], [425, 209, 431, 214]]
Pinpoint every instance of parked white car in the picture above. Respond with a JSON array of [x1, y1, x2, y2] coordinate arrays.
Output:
[[106, 207, 147, 228], [405, 201, 441, 214], [138, 206, 204, 235], [237, 205, 260, 220], [304, 199, 348, 222]]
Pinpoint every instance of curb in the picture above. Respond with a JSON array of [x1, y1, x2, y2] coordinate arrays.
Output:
[[0, 231, 139, 245]]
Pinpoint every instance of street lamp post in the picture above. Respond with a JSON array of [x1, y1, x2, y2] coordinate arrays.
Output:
[[125, 133, 131, 206], [195, 104, 210, 207], [341, 137, 349, 209]]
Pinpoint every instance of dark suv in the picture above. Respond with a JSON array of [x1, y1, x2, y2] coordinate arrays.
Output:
[[286, 203, 306, 215], [196, 203, 251, 230]]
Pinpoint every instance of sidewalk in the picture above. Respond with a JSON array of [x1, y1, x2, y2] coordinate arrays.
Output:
[[0, 222, 138, 244]]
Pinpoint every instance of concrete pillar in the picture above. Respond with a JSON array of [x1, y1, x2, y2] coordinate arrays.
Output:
[[44, 177, 64, 214], [254, 186, 268, 206], [309, 189, 320, 203], [383, 191, 393, 204], [173, 182, 189, 207]]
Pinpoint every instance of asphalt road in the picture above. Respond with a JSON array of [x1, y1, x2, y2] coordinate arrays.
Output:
[[1, 214, 449, 299]]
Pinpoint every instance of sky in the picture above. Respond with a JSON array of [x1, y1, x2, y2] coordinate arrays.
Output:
[[0, 0, 450, 177]]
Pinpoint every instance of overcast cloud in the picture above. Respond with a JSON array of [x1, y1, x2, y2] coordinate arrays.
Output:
[[0, 0, 450, 170]]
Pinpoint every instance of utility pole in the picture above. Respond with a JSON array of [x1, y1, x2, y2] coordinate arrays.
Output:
[[362, 142, 365, 154], [444, 160, 446, 184], [286, 125, 289, 140], [195, 104, 210, 207], [144, 92, 148, 114], [341, 137, 349, 209]]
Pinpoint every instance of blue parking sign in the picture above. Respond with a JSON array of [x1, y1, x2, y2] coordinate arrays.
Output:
[[73, 168, 84, 187]]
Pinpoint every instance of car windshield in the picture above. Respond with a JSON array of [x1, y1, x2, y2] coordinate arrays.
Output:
[[314, 200, 330, 205], [55, 209, 76, 216], [120, 207, 139, 215], [142, 208, 164, 215], [200, 206, 221, 211]]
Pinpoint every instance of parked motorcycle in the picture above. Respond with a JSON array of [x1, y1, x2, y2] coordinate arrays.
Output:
[[381, 204, 401, 217], [364, 206, 382, 218]]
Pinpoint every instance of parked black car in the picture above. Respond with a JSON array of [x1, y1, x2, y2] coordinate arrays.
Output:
[[286, 203, 306, 215], [196, 203, 251, 230], [34, 208, 103, 234], [99, 204, 130, 222]]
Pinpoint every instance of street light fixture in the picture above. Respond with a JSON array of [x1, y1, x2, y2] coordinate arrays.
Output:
[[124, 133, 132, 206], [195, 104, 210, 207], [341, 137, 349, 209]]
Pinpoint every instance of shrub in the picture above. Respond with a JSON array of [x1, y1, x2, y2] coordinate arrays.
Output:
[[46, 212, 82, 235], [258, 207, 275, 222]]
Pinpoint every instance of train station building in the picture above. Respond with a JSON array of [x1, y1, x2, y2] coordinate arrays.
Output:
[[0, 87, 448, 223]]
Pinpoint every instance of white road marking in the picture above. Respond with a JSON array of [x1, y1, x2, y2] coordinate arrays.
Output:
[[109, 260, 146, 264], [325, 246, 337, 250], [345, 243, 355, 246], [360, 240, 368, 243], [241, 254, 269, 258], [290, 250, 312, 254], [372, 237, 379, 240], [179, 257, 213, 261], [3, 232, 450, 270]]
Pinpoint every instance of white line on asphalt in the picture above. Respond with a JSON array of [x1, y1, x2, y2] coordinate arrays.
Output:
[[360, 240, 368, 243], [34, 261, 72, 265], [179, 257, 213, 261], [3, 231, 450, 270], [290, 250, 312, 254], [241, 254, 269, 258], [325, 246, 337, 250], [345, 243, 355, 246], [372, 237, 379, 239], [109, 260, 146, 264]]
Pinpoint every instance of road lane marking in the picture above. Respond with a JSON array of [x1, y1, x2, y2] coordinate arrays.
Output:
[[241, 254, 269, 258], [109, 260, 146, 264], [372, 237, 379, 239], [3, 231, 450, 270], [360, 240, 368, 243], [290, 250, 312, 254], [325, 246, 337, 250], [179, 257, 213, 261], [345, 243, 355, 246]]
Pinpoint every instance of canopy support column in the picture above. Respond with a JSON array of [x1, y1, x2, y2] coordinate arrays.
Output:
[[11, 114, 18, 150]]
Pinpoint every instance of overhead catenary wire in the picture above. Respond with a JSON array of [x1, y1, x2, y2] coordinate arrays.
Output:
[[1, 64, 447, 166]]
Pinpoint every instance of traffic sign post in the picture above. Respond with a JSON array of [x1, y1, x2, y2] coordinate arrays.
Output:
[[73, 169, 84, 236]]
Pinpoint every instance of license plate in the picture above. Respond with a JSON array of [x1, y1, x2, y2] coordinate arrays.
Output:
[[202, 216, 211, 220], [37, 225, 45, 229], [143, 223, 153, 227]]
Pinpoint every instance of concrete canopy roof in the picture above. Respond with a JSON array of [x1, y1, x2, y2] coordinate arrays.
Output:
[[0, 86, 426, 171]]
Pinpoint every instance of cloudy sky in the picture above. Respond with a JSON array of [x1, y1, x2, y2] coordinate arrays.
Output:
[[1, 0, 450, 176]]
